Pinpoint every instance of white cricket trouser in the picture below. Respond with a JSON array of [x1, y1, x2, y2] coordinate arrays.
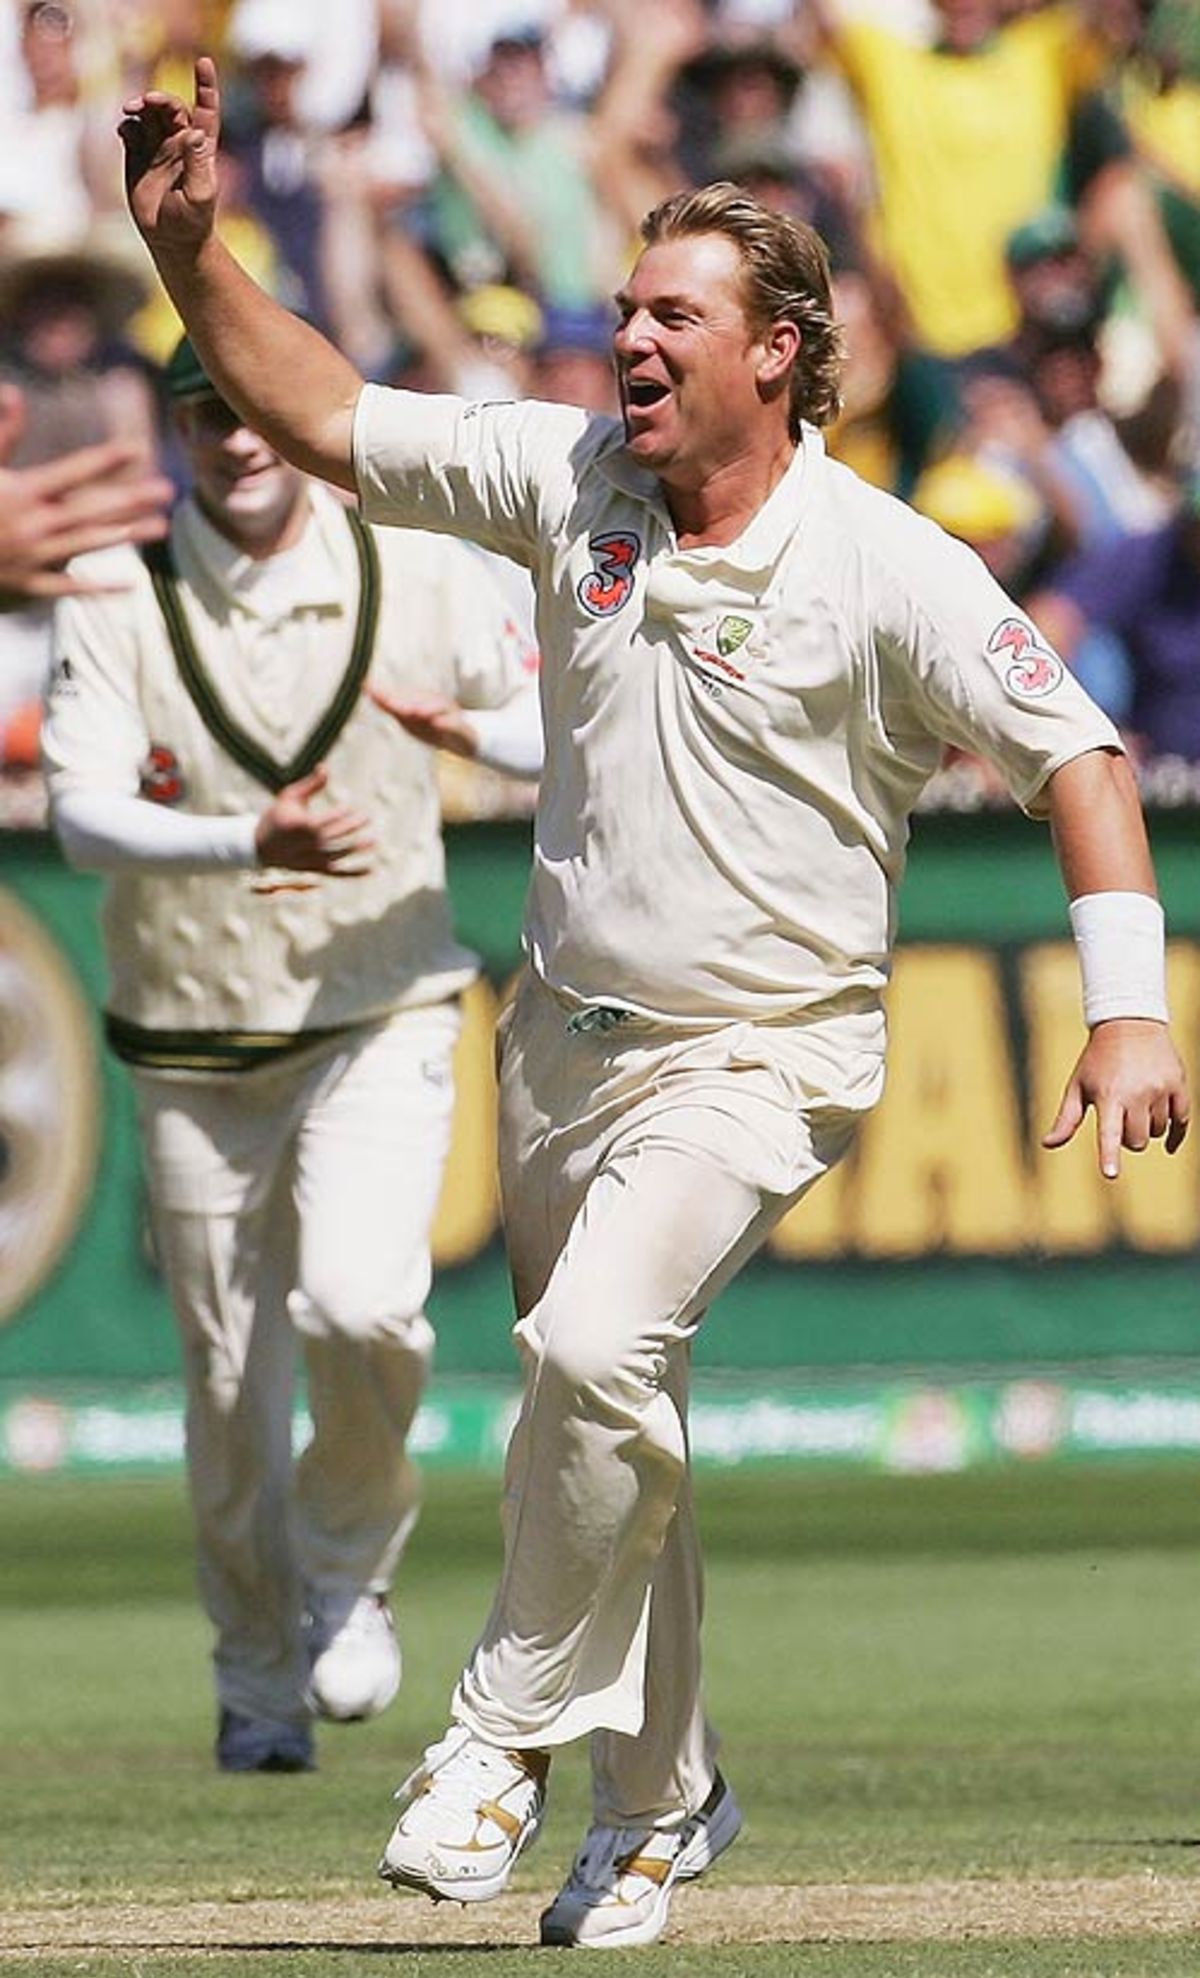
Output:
[[453, 969, 882, 1827], [133, 1000, 460, 1724]]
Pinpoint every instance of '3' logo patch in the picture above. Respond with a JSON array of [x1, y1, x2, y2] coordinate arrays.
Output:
[[987, 617, 1064, 700], [577, 531, 640, 617]]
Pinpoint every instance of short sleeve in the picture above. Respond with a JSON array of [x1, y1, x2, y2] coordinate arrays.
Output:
[[870, 507, 1123, 814], [352, 384, 593, 569]]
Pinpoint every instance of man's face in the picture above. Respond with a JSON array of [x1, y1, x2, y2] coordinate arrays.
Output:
[[934, 0, 999, 53], [248, 52, 304, 126], [614, 232, 780, 488], [476, 41, 547, 132], [534, 348, 618, 415], [175, 396, 305, 551], [1013, 249, 1098, 335], [21, 1, 77, 101]]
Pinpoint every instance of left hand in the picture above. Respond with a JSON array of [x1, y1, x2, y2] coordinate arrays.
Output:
[[254, 765, 375, 876], [368, 682, 480, 760], [1042, 1018, 1190, 1179], [119, 56, 221, 256]]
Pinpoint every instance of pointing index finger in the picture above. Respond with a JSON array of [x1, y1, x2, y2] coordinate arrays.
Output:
[[1097, 1101, 1122, 1182], [193, 55, 221, 139]]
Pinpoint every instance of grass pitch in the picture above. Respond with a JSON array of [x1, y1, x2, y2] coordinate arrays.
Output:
[[2, 1461, 1198, 1975]]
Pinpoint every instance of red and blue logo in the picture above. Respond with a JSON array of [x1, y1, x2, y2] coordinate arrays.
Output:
[[577, 531, 640, 618]]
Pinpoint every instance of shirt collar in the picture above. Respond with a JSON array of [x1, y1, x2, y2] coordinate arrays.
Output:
[[713, 427, 819, 575], [597, 424, 820, 574], [595, 424, 665, 509], [176, 485, 346, 620]]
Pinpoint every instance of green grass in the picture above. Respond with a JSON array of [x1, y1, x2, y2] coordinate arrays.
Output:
[[11, 1953, 1200, 1978], [2, 1463, 1199, 1976]]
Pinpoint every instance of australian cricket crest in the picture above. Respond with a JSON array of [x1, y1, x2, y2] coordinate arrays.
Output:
[[686, 612, 764, 695]]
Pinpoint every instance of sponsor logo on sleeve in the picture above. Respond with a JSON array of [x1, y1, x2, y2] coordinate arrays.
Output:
[[139, 744, 186, 805], [987, 617, 1064, 700], [47, 653, 77, 699], [577, 531, 640, 617]]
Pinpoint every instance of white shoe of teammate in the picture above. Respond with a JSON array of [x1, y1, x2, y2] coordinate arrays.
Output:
[[304, 1590, 401, 1722], [539, 1770, 743, 1948], [378, 1724, 549, 1903]]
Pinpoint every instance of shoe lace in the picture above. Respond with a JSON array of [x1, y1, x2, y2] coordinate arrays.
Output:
[[396, 1727, 535, 1817]]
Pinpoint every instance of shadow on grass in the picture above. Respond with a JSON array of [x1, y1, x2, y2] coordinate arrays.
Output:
[[1073, 1835, 1200, 1849], [129, 1947, 519, 1957]]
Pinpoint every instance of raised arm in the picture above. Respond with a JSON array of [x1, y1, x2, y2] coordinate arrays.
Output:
[[1042, 747, 1189, 1177], [119, 57, 363, 492]]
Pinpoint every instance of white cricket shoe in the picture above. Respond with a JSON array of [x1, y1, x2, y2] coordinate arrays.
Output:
[[304, 1591, 401, 1722], [539, 1770, 742, 1949], [378, 1724, 549, 1903]]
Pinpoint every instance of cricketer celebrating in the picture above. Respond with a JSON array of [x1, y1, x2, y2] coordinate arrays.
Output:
[[119, 58, 1188, 1943], [42, 337, 539, 1774]]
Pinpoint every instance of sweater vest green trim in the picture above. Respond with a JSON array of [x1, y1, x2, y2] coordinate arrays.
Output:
[[105, 1011, 362, 1072]]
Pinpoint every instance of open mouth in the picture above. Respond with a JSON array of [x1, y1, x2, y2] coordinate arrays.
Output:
[[624, 378, 670, 411]]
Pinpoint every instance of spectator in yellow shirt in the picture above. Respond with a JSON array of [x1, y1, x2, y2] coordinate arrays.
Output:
[[813, 0, 1192, 373]]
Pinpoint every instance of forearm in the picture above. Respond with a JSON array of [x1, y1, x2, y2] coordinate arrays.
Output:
[[468, 679, 543, 779], [435, 125, 541, 290], [378, 227, 479, 392], [151, 234, 363, 490], [1040, 746, 1186, 1173], [53, 786, 258, 872], [1046, 746, 1156, 898], [1081, 158, 1198, 385], [1048, 747, 1168, 1027], [123, 59, 366, 487]]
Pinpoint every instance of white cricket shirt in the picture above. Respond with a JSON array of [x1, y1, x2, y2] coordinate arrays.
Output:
[[354, 389, 1121, 1028]]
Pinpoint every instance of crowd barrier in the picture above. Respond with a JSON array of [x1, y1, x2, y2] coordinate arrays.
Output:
[[1, 807, 1197, 1474]]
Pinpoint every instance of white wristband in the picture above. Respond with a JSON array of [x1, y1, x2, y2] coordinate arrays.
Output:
[[1069, 891, 1169, 1026]]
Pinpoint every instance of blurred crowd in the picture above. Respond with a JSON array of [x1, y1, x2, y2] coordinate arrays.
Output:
[[2, 0, 1200, 809]]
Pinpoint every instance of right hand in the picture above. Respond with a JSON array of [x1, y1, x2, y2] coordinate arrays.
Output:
[[118, 53, 221, 254], [254, 767, 376, 877], [0, 385, 172, 602], [1042, 1017, 1190, 1181], [367, 681, 480, 760]]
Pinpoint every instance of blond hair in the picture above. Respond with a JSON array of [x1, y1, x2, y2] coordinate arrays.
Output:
[[639, 182, 844, 434]]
